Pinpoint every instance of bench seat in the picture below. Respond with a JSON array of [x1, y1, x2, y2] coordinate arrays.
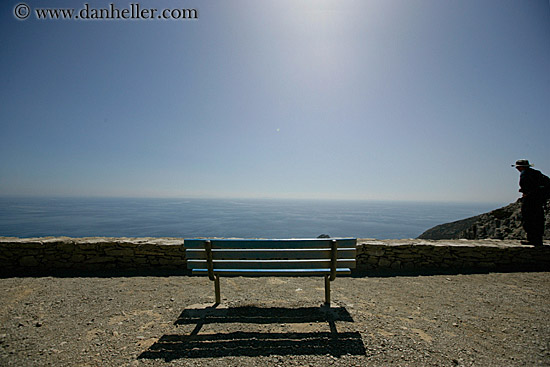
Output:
[[191, 268, 352, 276]]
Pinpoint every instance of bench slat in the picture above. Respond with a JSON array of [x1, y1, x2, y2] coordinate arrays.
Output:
[[187, 259, 356, 270], [185, 238, 356, 250], [192, 268, 352, 276], [186, 248, 356, 260]]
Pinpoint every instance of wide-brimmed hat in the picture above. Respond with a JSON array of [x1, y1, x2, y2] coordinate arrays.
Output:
[[512, 159, 533, 167]]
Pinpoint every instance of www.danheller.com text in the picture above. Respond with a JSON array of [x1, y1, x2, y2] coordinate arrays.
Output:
[[15, 3, 198, 21]]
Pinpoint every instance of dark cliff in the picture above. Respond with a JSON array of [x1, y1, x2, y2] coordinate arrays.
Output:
[[418, 199, 550, 240]]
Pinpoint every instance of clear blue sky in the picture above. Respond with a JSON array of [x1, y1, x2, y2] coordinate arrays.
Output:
[[1, 0, 549, 204]]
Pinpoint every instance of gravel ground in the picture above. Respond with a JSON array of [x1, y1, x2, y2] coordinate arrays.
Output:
[[1, 272, 549, 367]]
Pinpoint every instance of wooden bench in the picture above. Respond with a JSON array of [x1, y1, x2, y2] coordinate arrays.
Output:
[[185, 238, 356, 305]]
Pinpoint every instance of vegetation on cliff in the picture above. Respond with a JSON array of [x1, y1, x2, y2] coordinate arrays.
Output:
[[418, 199, 550, 240]]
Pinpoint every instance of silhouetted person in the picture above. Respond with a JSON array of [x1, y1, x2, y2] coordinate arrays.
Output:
[[512, 159, 549, 247]]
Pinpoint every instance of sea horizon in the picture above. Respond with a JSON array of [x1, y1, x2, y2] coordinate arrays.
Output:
[[0, 196, 506, 240]]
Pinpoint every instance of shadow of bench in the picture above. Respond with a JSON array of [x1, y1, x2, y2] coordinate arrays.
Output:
[[139, 305, 366, 360]]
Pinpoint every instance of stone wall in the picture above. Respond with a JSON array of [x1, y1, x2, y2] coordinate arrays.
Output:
[[356, 239, 550, 274], [0, 237, 548, 276], [0, 237, 186, 274]]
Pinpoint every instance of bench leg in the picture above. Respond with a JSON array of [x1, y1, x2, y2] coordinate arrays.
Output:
[[214, 275, 221, 304], [324, 275, 331, 306]]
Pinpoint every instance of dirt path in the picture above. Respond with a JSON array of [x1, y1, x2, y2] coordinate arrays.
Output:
[[1, 272, 549, 366]]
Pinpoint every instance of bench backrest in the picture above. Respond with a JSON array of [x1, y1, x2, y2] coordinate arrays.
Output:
[[185, 238, 356, 277]]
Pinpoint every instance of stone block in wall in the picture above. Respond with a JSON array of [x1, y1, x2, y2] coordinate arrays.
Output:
[[390, 261, 401, 270], [135, 246, 164, 255], [84, 256, 116, 264], [366, 257, 379, 265], [0, 244, 13, 258], [418, 261, 434, 268], [430, 246, 451, 255], [55, 242, 76, 253], [161, 244, 185, 250], [132, 256, 149, 264], [104, 247, 135, 257], [363, 247, 386, 257], [12, 242, 43, 249], [77, 243, 100, 251], [19, 256, 39, 267], [401, 262, 416, 270], [158, 258, 185, 267], [116, 256, 137, 264], [50, 260, 73, 269], [69, 254, 86, 263], [378, 258, 391, 268], [396, 252, 422, 259]]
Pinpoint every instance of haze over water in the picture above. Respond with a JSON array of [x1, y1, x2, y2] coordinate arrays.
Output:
[[0, 197, 501, 239]]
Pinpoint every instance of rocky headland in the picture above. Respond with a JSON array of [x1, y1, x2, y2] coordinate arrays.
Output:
[[418, 199, 550, 240]]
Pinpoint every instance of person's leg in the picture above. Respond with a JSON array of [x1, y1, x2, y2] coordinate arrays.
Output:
[[522, 198, 544, 246], [530, 203, 544, 245]]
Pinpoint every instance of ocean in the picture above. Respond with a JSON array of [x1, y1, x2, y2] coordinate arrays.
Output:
[[0, 197, 501, 239]]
